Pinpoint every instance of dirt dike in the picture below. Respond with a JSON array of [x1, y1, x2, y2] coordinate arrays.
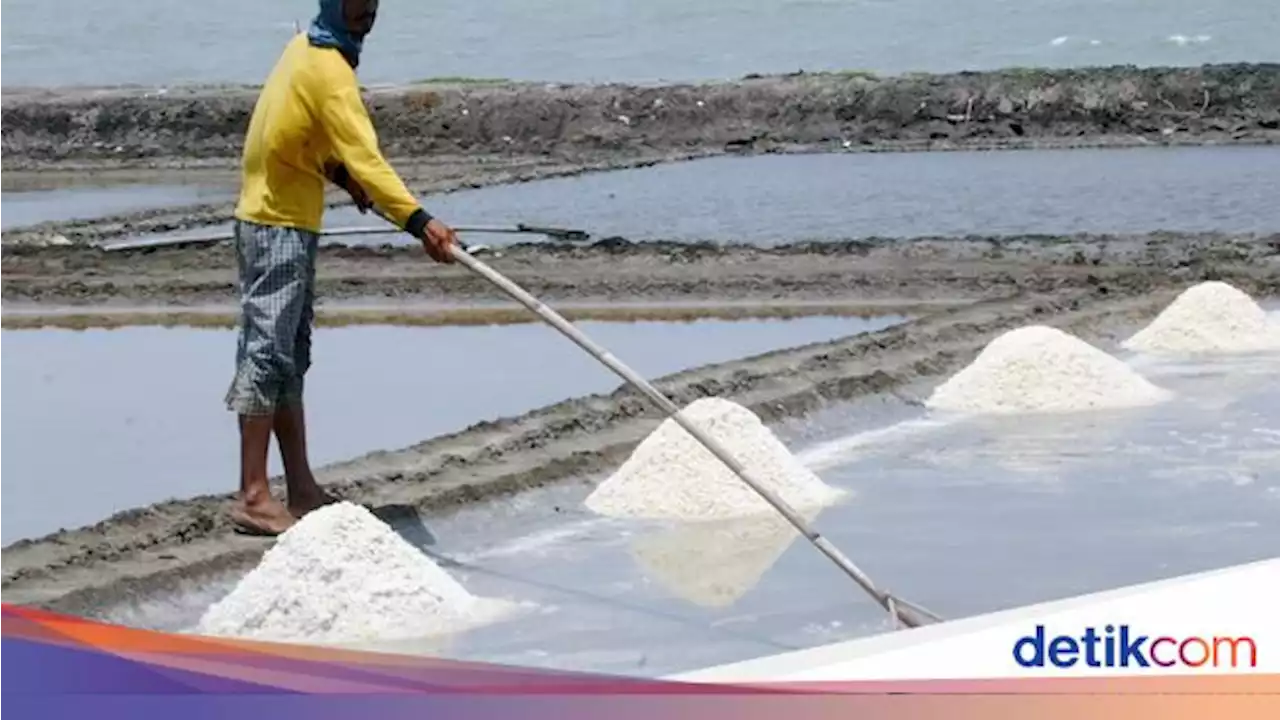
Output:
[[2, 230, 1276, 614], [3, 231, 1278, 311], [5, 64, 1279, 167]]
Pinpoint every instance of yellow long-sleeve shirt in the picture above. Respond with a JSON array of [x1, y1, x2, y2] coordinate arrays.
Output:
[[235, 34, 426, 235]]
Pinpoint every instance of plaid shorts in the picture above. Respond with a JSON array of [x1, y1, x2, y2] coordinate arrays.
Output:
[[224, 220, 319, 415]]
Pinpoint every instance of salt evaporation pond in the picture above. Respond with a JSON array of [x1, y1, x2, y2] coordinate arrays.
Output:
[[0, 315, 899, 542], [98, 344, 1280, 677], [135, 146, 1280, 246]]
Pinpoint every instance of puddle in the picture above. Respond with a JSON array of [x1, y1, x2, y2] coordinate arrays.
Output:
[[0, 184, 237, 230], [92, 346, 1280, 677], [142, 146, 1280, 247], [0, 314, 903, 542]]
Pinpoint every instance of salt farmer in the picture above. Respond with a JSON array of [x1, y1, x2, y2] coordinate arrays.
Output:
[[225, 0, 457, 534]]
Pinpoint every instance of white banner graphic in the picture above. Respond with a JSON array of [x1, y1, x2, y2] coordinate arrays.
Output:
[[677, 557, 1279, 681]]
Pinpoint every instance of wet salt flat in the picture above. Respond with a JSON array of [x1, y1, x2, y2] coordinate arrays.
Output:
[[0, 315, 898, 543], [136, 146, 1280, 246], [99, 341, 1280, 677], [3, 0, 1273, 87]]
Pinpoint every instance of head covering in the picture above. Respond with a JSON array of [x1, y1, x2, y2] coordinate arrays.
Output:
[[307, 0, 363, 68]]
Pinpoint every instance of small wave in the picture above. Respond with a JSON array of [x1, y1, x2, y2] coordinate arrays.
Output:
[[1167, 34, 1212, 46], [796, 417, 952, 471], [1049, 36, 1104, 48], [461, 517, 620, 561]]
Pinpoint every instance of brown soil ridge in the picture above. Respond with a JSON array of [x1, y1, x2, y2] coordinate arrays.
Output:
[[4, 64, 1279, 167], [4, 231, 1278, 308], [0, 301, 958, 332]]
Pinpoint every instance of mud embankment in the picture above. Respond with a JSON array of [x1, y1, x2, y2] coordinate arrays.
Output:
[[5, 64, 1279, 167], [3, 231, 1278, 313]]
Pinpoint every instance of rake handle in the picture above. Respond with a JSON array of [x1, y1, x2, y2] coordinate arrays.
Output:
[[369, 206, 938, 628], [438, 236, 937, 629]]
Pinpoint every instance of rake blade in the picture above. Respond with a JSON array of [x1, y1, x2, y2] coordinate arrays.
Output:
[[515, 223, 591, 242], [893, 596, 945, 625]]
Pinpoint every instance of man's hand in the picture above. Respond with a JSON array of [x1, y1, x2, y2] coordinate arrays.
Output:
[[420, 218, 458, 263]]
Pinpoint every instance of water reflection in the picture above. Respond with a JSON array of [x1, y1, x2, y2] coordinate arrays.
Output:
[[1, 315, 893, 543], [629, 511, 817, 609], [137, 147, 1280, 247]]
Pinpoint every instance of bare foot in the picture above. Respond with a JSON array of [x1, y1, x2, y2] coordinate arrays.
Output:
[[230, 495, 296, 536], [288, 486, 341, 519]]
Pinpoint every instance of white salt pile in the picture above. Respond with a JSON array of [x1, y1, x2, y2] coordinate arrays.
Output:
[[1122, 281, 1280, 355], [926, 325, 1172, 414], [196, 502, 515, 645], [584, 397, 846, 521]]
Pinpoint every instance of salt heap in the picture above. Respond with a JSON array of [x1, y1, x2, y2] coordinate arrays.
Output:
[[584, 397, 846, 521], [926, 325, 1171, 414], [1122, 281, 1280, 355], [196, 502, 514, 645]]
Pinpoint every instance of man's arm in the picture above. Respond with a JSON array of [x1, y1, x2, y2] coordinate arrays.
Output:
[[321, 159, 371, 212], [319, 84, 431, 238]]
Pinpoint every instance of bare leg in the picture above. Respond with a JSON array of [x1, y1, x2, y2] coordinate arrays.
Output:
[[230, 413, 295, 535], [225, 221, 323, 532], [275, 402, 337, 517]]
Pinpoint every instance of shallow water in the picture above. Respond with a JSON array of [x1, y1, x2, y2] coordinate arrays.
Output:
[[3, 0, 1274, 87], [98, 345, 1280, 676], [0, 184, 237, 230], [141, 146, 1280, 246], [0, 315, 899, 543]]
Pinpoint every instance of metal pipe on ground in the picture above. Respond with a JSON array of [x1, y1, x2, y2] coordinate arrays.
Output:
[[374, 207, 943, 630]]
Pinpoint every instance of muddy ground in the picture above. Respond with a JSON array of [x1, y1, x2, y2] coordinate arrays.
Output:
[[3, 231, 1277, 615], [2, 230, 1277, 316], [7, 64, 1279, 165], [4, 63, 1280, 246]]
